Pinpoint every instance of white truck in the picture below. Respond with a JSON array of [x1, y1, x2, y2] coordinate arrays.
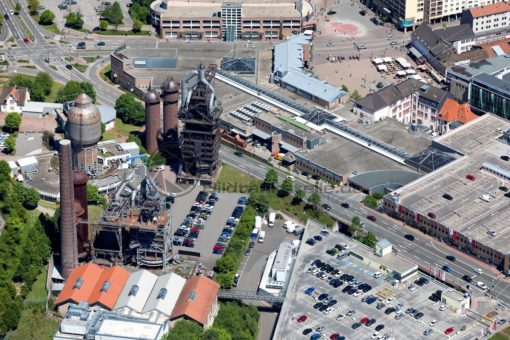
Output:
[[283, 220, 294, 230], [268, 213, 276, 227], [255, 216, 262, 230], [286, 223, 296, 234], [258, 230, 266, 243], [251, 227, 260, 239]]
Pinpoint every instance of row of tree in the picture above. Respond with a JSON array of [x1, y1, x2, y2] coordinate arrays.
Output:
[[261, 168, 321, 206], [165, 301, 259, 340], [0, 161, 51, 336], [58, 80, 96, 103], [115, 93, 145, 125]]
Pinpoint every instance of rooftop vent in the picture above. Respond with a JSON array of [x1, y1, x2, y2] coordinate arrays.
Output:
[[73, 277, 84, 290], [420, 85, 429, 92], [157, 288, 167, 300], [128, 284, 139, 297], [187, 290, 197, 302], [100, 280, 110, 293]]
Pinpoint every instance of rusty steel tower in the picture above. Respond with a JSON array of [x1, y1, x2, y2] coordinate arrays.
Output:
[[161, 77, 180, 135], [178, 64, 222, 178], [144, 87, 161, 154], [73, 170, 89, 254], [59, 139, 79, 279]]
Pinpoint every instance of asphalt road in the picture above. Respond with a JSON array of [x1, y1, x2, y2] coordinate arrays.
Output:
[[219, 147, 510, 307]]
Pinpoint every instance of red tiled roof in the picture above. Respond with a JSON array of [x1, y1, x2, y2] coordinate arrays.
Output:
[[55, 263, 104, 307], [0, 86, 28, 105], [170, 276, 220, 326], [477, 37, 510, 57], [88, 266, 130, 309], [470, 3, 510, 18], [439, 98, 478, 124]]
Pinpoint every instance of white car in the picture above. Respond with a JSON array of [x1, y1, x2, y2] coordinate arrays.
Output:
[[373, 271, 382, 278], [475, 268, 483, 275], [439, 304, 448, 311], [353, 290, 363, 297], [386, 297, 395, 304], [408, 284, 417, 291], [429, 320, 438, 327], [477, 281, 488, 290], [371, 332, 380, 339], [336, 314, 344, 321], [323, 307, 334, 315]]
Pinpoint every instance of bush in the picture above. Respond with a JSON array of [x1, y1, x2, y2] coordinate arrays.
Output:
[[38, 10, 55, 25], [4, 112, 21, 133], [363, 195, 378, 209], [65, 12, 84, 29], [115, 93, 144, 126]]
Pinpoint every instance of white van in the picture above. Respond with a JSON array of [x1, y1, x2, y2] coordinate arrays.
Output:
[[258, 231, 266, 243], [480, 194, 491, 202], [268, 213, 276, 227]]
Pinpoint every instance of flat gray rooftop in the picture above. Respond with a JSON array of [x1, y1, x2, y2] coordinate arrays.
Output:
[[297, 131, 410, 177], [395, 114, 510, 253], [119, 48, 178, 59]]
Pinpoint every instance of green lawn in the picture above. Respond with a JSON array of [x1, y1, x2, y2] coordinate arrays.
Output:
[[97, 29, 151, 36], [38, 200, 58, 211], [215, 163, 335, 227], [83, 56, 101, 63], [489, 333, 508, 340], [102, 118, 140, 141], [215, 163, 261, 193], [10, 269, 60, 340], [504, 327, 510, 335], [72, 63, 87, 72], [99, 64, 114, 84]]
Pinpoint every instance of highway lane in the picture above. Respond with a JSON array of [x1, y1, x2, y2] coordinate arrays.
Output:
[[219, 147, 510, 306]]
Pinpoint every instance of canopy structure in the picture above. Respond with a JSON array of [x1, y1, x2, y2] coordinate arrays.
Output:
[[395, 57, 411, 68], [383, 57, 393, 63], [410, 74, 423, 80], [377, 64, 388, 71], [406, 69, 416, 75], [372, 58, 384, 64], [396, 70, 407, 77]]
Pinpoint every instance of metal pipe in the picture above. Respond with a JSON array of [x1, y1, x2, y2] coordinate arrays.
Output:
[[59, 139, 78, 279]]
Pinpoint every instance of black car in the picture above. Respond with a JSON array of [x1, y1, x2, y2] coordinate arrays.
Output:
[[234, 151, 244, 157], [341, 202, 350, 208], [65, 64, 73, 70], [375, 324, 385, 332], [342, 285, 353, 293], [446, 255, 456, 261], [319, 304, 328, 312], [313, 302, 324, 309], [384, 307, 396, 315], [172, 238, 183, 246], [376, 302, 386, 310], [318, 293, 329, 301], [501, 155, 510, 161], [322, 203, 332, 211], [331, 280, 343, 288], [414, 312, 424, 320], [97, 41, 106, 46], [327, 10, 336, 14], [313, 235, 323, 242], [404, 234, 415, 241], [499, 186, 509, 192], [303, 328, 313, 335], [352, 322, 362, 329], [327, 299, 337, 307], [443, 193, 453, 201], [306, 238, 316, 246], [463, 275, 473, 283], [366, 318, 376, 326], [76, 42, 86, 49], [174, 229, 188, 237], [312, 174, 321, 180]]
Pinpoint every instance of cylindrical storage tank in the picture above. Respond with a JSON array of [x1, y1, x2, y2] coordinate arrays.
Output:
[[73, 171, 89, 253], [144, 88, 161, 154], [161, 77, 180, 134], [67, 93, 102, 148], [59, 139, 78, 279]]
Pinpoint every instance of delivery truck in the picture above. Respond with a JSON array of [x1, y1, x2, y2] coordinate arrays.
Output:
[[258, 230, 266, 243], [251, 227, 260, 239]]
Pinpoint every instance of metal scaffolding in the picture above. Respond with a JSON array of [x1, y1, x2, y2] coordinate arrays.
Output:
[[88, 174, 173, 269]]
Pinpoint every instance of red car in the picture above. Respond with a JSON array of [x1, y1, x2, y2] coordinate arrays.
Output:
[[360, 317, 369, 324], [190, 228, 201, 233], [444, 327, 454, 335], [23, 37, 30, 44], [466, 174, 475, 181], [367, 215, 377, 222], [330, 333, 340, 340], [297, 314, 307, 323]]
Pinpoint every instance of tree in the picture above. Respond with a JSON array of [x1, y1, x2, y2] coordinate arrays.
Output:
[[30, 82, 45, 101], [293, 188, 305, 204], [202, 327, 232, 340], [308, 192, 321, 206], [38, 10, 55, 25], [65, 12, 84, 29], [129, 1, 151, 24], [103, 2, 124, 29], [212, 301, 259, 340], [262, 169, 278, 190], [279, 178, 293, 197], [248, 193, 269, 214], [361, 231, 378, 248], [352, 216, 361, 226], [9, 74, 32, 89], [165, 320, 203, 340], [27, 0, 40, 15], [115, 93, 145, 125], [34, 72, 53, 96], [14, 3, 20, 13], [0, 161, 11, 183], [132, 18, 142, 33], [341, 84, 349, 92], [215, 272, 234, 289], [363, 195, 378, 209], [373, 192, 384, 200], [4, 136, 15, 154], [58, 81, 96, 103], [4, 112, 21, 132], [349, 216, 362, 236], [21, 188, 40, 210], [351, 90, 362, 101], [99, 19, 108, 31], [87, 184, 107, 207]]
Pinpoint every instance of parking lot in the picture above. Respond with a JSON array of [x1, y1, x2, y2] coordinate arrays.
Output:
[[169, 186, 242, 269], [278, 226, 485, 340]]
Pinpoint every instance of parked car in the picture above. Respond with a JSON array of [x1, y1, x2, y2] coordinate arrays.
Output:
[[65, 64, 73, 70], [424, 328, 433, 336], [466, 174, 476, 181], [444, 327, 454, 335], [23, 37, 30, 44], [304, 287, 315, 295], [297, 314, 307, 323], [375, 324, 385, 332], [303, 328, 313, 335], [352, 322, 362, 329]]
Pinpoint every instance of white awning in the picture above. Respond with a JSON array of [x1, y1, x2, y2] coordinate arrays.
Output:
[[406, 69, 416, 75], [372, 58, 384, 64], [397, 70, 407, 76], [383, 57, 393, 63], [377, 64, 388, 71]]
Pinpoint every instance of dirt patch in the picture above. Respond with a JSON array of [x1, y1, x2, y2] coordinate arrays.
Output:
[[331, 22, 362, 35]]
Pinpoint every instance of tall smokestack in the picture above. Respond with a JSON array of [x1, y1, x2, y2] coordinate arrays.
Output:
[[73, 171, 89, 254], [59, 139, 78, 279], [144, 87, 161, 154], [161, 77, 180, 134]]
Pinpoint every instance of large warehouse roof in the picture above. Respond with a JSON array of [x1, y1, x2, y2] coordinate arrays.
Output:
[[143, 273, 187, 316], [115, 270, 158, 313]]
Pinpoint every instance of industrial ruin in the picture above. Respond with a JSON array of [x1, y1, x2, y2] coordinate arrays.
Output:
[[90, 173, 173, 269], [178, 64, 222, 181]]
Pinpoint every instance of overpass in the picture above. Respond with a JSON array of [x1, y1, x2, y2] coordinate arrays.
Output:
[[218, 289, 285, 304]]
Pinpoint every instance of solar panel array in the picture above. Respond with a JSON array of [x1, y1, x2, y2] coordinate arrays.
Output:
[[229, 101, 271, 124], [327, 119, 411, 159]]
